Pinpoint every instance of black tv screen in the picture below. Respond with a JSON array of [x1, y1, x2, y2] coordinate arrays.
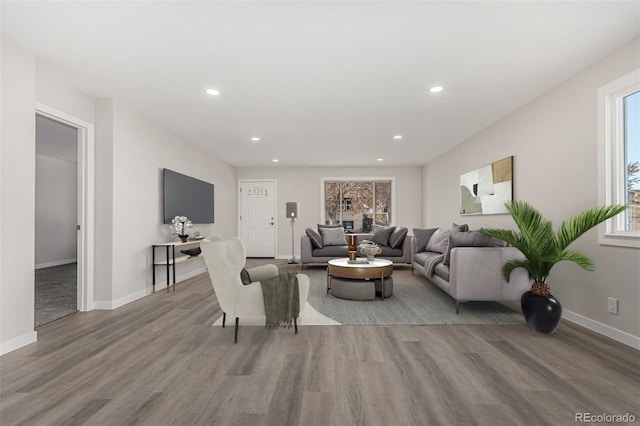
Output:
[[163, 169, 214, 224]]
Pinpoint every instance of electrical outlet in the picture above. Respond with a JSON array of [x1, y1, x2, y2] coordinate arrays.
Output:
[[608, 297, 618, 315]]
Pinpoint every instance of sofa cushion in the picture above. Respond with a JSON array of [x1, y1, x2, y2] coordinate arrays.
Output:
[[370, 225, 395, 246], [452, 223, 469, 232], [320, 227, 347, 246], [311, 245, 348, 257], [443, 230, 508, 265], [305, 228, 323, 249], [378, 246, 403, 257], [433, 263, 450, 281], [413, 228, 438, 253], [389, 226, 408, 249], [413, 251, 442, 267], [426, 228, 450, 254]]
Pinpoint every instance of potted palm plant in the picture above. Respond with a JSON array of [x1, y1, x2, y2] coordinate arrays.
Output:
[[481, 201, 626, 334]]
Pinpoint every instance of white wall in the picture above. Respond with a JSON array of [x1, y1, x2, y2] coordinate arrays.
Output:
[[36, 58, 95, 124], [104, 101, 237, 305], [35, 154, 77, 267], [1, 40, 239, 352], [0, 38, 37, 354], [94, 99, 115, 303], [422, 38, 640, 345], [237, 166, 422, 258]]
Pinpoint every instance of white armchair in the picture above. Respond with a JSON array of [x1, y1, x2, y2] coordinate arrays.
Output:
[[200, 236, 310, 343]]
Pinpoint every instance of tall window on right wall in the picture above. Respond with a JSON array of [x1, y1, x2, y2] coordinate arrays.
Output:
[[598, 69, 640, 248]]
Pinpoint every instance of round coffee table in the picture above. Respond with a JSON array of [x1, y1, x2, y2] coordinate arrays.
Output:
[[327, 258, 393, 300]]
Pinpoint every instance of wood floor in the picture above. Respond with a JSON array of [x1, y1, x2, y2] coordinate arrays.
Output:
[[1, 264, 638, 426]]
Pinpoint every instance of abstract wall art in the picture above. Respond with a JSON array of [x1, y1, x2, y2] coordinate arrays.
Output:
[[460, 156, 513, 215]]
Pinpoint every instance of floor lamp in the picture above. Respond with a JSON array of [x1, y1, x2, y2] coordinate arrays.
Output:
[[286, 202, 299, 264]]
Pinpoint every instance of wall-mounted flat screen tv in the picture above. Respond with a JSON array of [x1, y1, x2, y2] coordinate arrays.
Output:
[[163, 168, 214, 224]]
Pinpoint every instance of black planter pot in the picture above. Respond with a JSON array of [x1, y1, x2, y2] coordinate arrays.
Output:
[[521, 291, 562, 334], [179, 234, 189, 243]]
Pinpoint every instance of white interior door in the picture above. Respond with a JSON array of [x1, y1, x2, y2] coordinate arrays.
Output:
[[240, 180, 276, 257]]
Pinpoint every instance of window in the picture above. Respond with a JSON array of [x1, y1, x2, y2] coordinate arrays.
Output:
[[321, 178, 394, 232], [598, 69, 640, 248]]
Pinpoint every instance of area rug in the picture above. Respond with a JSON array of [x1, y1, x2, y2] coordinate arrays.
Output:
[[212, 261, 524, 326], [35, 263, 78, 327]]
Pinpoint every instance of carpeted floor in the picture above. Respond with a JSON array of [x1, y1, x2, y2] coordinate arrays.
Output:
[[35, 263, 78, 327], [225, 259, 524, 326]]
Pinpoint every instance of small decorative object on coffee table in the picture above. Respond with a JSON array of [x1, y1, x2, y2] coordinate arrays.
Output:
[[360, 243, 382, 261], [347, 234, 358, 261], [169, 215, 193, 242]]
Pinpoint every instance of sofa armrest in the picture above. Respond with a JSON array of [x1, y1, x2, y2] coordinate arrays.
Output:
[[411, 236, 418, 259], [399, 234, 412, 263], [301, 235, 313, 264], [449, 247, 528, 301], [246, 264, 279, 283]]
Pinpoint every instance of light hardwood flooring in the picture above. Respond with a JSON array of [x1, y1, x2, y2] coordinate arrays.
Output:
[[1, 263, 638, 426]]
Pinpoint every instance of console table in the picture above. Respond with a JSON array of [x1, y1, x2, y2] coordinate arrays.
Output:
[[152, 240, 202, 293]]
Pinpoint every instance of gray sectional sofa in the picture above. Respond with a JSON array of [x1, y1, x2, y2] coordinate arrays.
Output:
[[412, 227, 532, 313], [301, 227, 412, 267]]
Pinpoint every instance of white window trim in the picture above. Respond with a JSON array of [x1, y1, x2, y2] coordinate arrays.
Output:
[[597, 69, 640, 248], [320, 177, 396, 226]]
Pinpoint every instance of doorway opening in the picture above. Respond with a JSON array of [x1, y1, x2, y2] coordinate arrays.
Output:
[[35, 115, 78, 326], [34, 104, 95, 327]]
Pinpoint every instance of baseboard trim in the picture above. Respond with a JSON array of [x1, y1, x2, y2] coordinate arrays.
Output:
[[94, 287, 148, 310], [563, 309, 640, 350], [35, 258, 77, 269], [94, 267, 207, 310], [1, 331, 37, 355]]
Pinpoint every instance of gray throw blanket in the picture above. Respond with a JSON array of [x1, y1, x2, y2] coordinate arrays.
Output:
[[425, 253, 445, 278], [260, 272, 299, 330]]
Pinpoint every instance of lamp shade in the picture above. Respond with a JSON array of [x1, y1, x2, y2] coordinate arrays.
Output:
[[286, 202, 299, 219]]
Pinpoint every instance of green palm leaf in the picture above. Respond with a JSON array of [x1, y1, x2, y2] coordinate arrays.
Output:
[[555, 250, 595, 271], [481, 201, 626, 292], [557, 205, 627, 250], [502, 259, 532, 282]]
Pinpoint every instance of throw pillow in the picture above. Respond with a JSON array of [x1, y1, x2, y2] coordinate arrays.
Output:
[[240, 268, 252, 285], [305, 228, 323, 249], [413, 228, 438, 253], [443, 230, 508, 265], [388, 226, 408, 249], [319, 227, 347, 246], [370, 225, 395, 246], [452, 223, 469, 232], [425, 228, 450, 254]]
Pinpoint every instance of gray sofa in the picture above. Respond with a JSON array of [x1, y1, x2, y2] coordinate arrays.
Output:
[[301, 232, 412, 267], [411, 229, 531, 313]]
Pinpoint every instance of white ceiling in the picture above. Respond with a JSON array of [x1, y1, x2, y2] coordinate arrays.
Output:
[[3, 1, 640, 167]]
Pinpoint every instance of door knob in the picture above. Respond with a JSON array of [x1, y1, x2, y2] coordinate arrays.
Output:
[[270, 222, 274, 225]]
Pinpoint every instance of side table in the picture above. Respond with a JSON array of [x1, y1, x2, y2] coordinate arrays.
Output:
[[152, 240, 202, 293]]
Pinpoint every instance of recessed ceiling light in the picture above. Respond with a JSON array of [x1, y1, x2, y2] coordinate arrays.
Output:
[[206, 89, 221, 96], [430, 86, 444, 93], [393, 135, 403, 140], [376, 158, 384, 162], [251, 137, 260, 142], [272, 159, 279, 163]]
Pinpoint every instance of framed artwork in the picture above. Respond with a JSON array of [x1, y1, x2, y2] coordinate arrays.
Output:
[[460, 156, 513, 215]]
